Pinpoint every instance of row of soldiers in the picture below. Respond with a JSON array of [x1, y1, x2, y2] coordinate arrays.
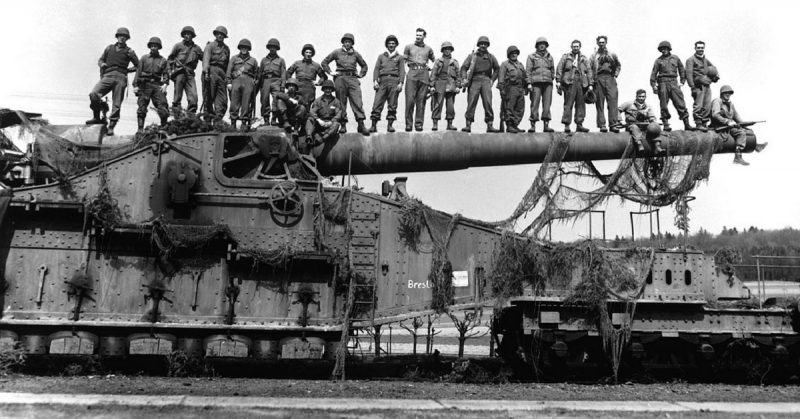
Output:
[[86, 26, 741, 149]]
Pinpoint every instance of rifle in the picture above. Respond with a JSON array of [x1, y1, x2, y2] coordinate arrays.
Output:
[[248, 73, 263, 122], [713, 120, 765, 132], [201, 71, 213, 117], [498, 84, 506, 132], [461, 49, 478, 93]]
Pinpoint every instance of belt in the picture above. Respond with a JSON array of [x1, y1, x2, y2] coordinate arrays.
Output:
[[380, 74, 400, 78], [473, 71, 492, 77], [210, 63, 225, 69], [658, 75, 677, 80], [337, 70, 356, 76], [407, 63, 429, 70], [264, 74, 281, 78]]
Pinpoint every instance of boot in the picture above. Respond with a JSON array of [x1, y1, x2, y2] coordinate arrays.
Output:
[[415, 123, 423, 132], [599, 126, 608, 133], [339, 123, 347, 134], [662, 119, 672, 132], [262, 113, 270, 126], [405, 122, 413, 132], [563, 124, 571, 133], [654, 140, 665, 154], [160, 115, 169, 127], [486, 123, 500, 133], [610, 122, 621, 134], [86, 108, 103, 125], [461, 121, 472, 133], [431, 120, 438, 131], [231, 119, 238, 130], [543, 121, 554, 133], [696, 120, 708, 132], [137, 117, 145, 133], [387, 120, 395, 133], [357, 120, 370, 136], [733, 147, 749, 165], [527, 122, 536, 133], [755, 142, 768, 153], [446, 119, 456, 131], [240, 119, 250, 132], [106, 120, 117, 136], [682, 117, 696, 131], [576, 123, 589, 133], [370, 120, 378, 133], [506, 124, 521, 133], [636, 140, 645, 152]]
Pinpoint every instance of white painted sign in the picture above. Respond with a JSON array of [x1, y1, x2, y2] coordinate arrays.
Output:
[[452, 271, 469, 287]]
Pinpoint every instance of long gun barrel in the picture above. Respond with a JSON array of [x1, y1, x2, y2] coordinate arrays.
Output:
[[315, 130, 760, 176]]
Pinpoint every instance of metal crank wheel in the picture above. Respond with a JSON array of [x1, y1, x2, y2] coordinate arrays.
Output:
[[268, 180, 304, 227]]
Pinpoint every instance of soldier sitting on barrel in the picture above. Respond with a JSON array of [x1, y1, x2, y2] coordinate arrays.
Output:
[[273, 78, 308, 136], [305, 79, 343, 147], [618, 89, 663, 154]]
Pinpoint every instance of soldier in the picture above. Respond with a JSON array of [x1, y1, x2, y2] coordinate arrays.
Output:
[[321, 33, 370, 136], [711, 85, 748, 165], [556, 40, 593, 133], [429, 42, 460, 131], [525, 37, 555, 133], [273, 78, 308, 135], [87, 27, 139, 136], [202, 26, 231, 120], [370, 35, 405, 133], [498, 46, 528, 133], [306, 79, 344, 145], [167, 26, 203, 117], [133, 37, 170, 132], [685, 41, 717, 132], [460, 36, 500, 133], [225, 39, 258, 130], [258, 38, 286, 126], [589, 35, 622, 133], [287, 44, 327, 106], [649, 41, 693, 132], [403, 28, 435, 132], [618, 89, 660, 153]]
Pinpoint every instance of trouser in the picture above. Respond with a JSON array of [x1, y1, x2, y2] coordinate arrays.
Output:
[[305, 118, 340, 142], [464, 75, 494, 123], [595, 74, 619, 128], [715, 126, 747, 148], [276, 101, 307, 132], [229, 75, 255, 120], [691, 84, 712, 125], [405, 69, 430, 127], [627, 123, 645, 144], [529, 81, 553, 122], [561, 82, 585, 124], [371, 75, 401, 121], [657, 78, 689, 121], [206, 66, 228, 119], [297, 81, 316, 105], [430, 79, 456, 121], [503, 84, 526, 126], [260, 77, 283, 119], [89, 72, 127, 122], [334, 75, 365, 122], [136, 81, 169, 120], [171, 71, 198, 114]]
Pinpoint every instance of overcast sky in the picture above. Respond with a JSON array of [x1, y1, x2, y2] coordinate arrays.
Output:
[[1, 0, 797, 241]]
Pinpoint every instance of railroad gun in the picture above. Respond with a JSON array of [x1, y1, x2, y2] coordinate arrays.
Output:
[[0, 109, 794, 381]]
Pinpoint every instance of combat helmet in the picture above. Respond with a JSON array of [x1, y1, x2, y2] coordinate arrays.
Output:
[[301, 43, 315, 57], [285, 78, 299, 88], [440, 41, 454, 52], [147, 37, 162, 49], [385, 35, 399, 47], [341, 33, 355, 44], [180, 26, 196, 38], [720, 85, 734, 95], [535, 37, 549, 48], [646, 122, 662, 137], [213, 26, 228, 38], [321, 79, 335, 91], [476, 36, 490, 47], [507, 45, 520, 57], [238, 39, 252, 50], [706, 65, 719, 82], [115, 27, 131, 39], [267, 38, 281, 50], [658, 41, 672, 51]]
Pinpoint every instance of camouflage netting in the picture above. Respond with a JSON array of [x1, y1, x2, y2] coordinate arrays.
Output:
[[150, 217, 234, 260], [84, 166, 125, 230]]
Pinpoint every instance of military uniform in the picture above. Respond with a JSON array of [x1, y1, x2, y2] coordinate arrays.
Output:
[[321, 37, 369, 132], [258, 43, 286, 124], [202, 32, 231, 119], [686, 53, 716, 127], [710, 97, 745, 148], [619, 99, 656, 150], [649, 42, 690, 131], [167, 27, 203, 115], [589, 48, 621, 131], [403, 41, 435, 130], [461, 44, 500, 128], [274, 80, 308, 134], [498, 48, 528, 131], [525, 42, 555, 131], [226, 49, 258, 122], [306, 88, 344, 143], [134, 40, 170, 128], [89, 29, 139, 129], [556, 51, 593, 128], [430, 51, 460, 127], [287, 45, 327, 105], [371, 46, 405, 125]]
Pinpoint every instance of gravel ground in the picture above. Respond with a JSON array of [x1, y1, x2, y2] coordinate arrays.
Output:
[[1, 375, 798, 402]]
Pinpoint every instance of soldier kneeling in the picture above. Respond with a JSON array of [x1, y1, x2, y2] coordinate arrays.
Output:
[[305, 80, 343, 147], [619, 89, 663, 154]]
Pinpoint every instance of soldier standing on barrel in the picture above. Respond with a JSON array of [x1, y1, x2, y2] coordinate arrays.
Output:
[[87, 27, 139, 136], [525, 37, 555, 133], [589, 35, 622, 133], [498, 45, 528, 133], [403, 28, 435, 132], [429, 42, 460, 131], [226, 38, 258, 130], [133, 37, 170, 132], [258, 38, 286, 126], [556, 40, 593, 133], [370, 35, 405, 133], [167, 26, 203, 117], [685, 41, 716, 132], [321, 33, 370, 136], [202, 26, 231, 120], [460, 36, 500, 133], [649, 41, 693, 132]]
